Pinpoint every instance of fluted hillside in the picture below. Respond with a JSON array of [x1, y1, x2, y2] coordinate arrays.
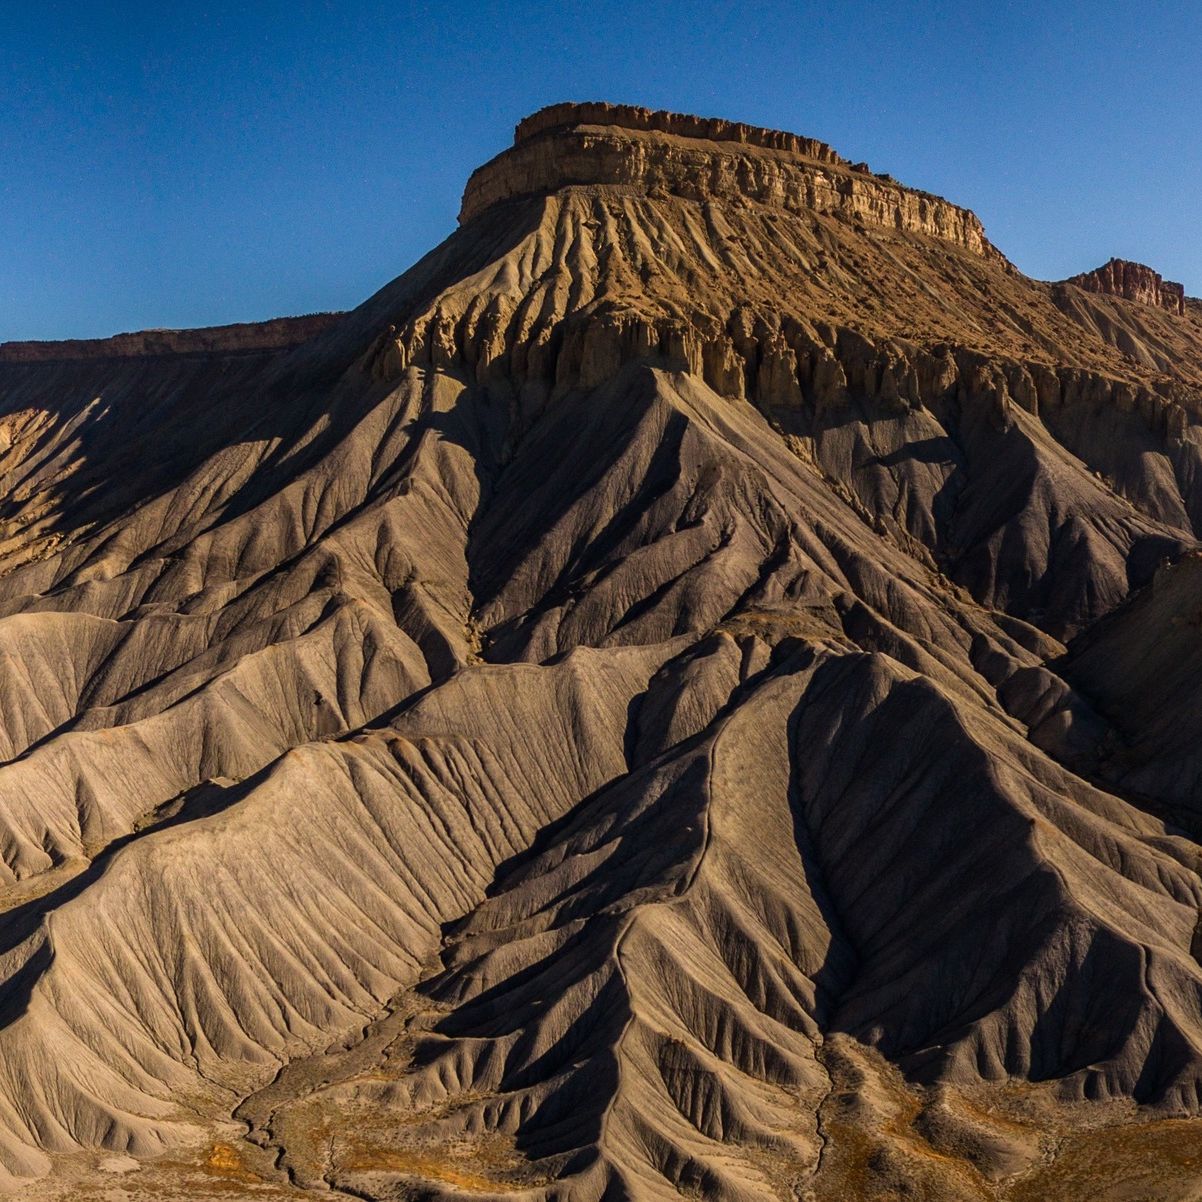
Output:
[[5, 103, 1202, 1202]]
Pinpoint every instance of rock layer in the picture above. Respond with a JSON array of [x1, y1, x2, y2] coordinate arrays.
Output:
[[460, 102, 1000, 260]]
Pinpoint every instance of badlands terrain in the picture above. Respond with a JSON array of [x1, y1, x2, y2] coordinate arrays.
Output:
[[3, 103, 1202, 1199]]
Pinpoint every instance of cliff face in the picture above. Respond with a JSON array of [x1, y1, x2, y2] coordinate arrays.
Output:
[[7, 104, 1202, 1202], [460, 101, 1001, 259], [513, 100, 850, 160], [1065, 256, 1186, 315]]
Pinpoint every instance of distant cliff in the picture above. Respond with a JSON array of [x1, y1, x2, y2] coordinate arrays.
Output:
[[0, 311, 343, 362], [1065, 257, 1186, 316]]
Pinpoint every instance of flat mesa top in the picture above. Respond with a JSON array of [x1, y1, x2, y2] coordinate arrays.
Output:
[[511, 101, 846, 165], [457, 99, 995, 251]]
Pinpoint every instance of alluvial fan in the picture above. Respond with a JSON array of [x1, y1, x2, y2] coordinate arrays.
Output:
[[5, 102, 1202, 1200]]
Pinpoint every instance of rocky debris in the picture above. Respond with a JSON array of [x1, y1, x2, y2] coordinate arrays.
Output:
[[0, 312, 343, 362], [1064, 256, 1187, 316], [4, 104, 1202, 1201]]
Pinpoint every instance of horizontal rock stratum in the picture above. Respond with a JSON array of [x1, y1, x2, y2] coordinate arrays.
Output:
[[4, 103, 1202, 1201], [460, 101, 1001, 259]]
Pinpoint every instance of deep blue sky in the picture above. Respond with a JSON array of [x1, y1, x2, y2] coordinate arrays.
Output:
[[3, 1, 1201, 340]]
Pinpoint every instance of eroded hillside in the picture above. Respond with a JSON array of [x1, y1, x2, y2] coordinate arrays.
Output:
[[4, 102, 1202, 1201]]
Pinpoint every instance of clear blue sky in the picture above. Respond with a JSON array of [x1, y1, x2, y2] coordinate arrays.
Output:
[[3, 1, 1201, 340]]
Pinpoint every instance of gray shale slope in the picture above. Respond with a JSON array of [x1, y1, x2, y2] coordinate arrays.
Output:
[[5, 104, 1202, 1200]]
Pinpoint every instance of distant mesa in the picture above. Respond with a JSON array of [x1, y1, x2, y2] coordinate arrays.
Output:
[[1065, 257, 1186, 316], [0, 311, 344, 363], [459, 100, 1001, 261]]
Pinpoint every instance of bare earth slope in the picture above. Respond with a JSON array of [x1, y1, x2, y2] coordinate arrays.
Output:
[[5, 103, 1202, 1200]]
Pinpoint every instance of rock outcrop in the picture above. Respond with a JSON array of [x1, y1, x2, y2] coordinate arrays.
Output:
[[1064, 256, 1187, 315], [460, 101, 1001, 260], [514, 100, 850, 160], [4, 104, 1202, 1201]]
